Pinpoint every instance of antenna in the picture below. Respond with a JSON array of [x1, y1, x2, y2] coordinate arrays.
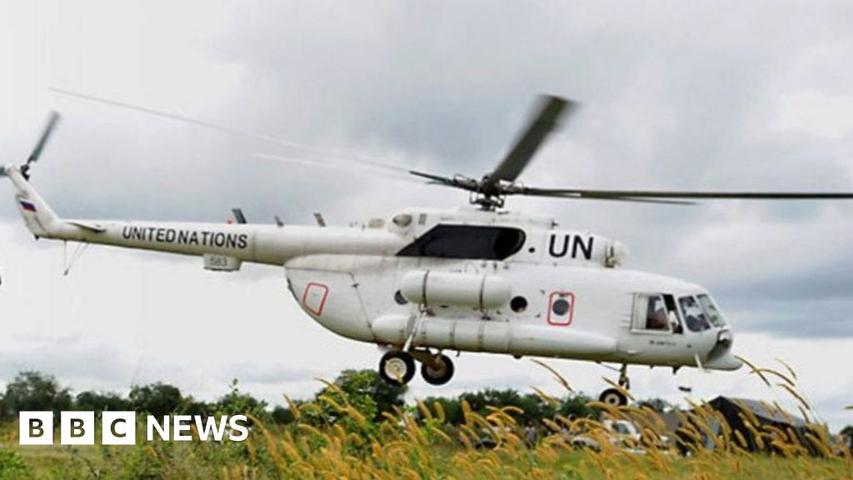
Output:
[[231, 208, 247, 224], [313, 212, 327, 227]]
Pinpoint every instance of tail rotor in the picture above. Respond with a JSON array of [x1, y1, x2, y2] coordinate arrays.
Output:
[[21, 111, 61, 180]]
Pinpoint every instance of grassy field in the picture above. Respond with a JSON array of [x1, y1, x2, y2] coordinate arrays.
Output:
[[1, 360, 850, 479], [1, 401, 850, 479], [0, 419, 850, 479]]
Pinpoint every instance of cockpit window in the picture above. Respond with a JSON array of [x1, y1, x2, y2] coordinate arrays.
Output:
[[679, 296, 711, 332], [698, 294, 726, 327], [396, 225, 526, 260], [663, 294, 683, 333], [633, 293, 677, 332]]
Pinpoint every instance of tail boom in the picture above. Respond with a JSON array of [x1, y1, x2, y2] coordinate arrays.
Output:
[[2, 164, 404, 265]]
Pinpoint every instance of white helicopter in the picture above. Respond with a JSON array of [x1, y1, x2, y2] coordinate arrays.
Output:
[[4, 95, 852, 406]]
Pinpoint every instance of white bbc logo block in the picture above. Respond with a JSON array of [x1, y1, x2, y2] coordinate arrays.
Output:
[[60, 411, 95, 445], [19, 411, 53, 445], [102, 412, 136, 445]]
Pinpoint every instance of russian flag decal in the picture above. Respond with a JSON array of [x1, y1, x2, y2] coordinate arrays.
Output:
[[19, 200, 37, 212]]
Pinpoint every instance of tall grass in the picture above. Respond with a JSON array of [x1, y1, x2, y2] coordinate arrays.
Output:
[[2, 358, 850, 479]]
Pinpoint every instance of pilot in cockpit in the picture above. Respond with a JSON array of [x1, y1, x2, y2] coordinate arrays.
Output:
[[646, 297, 669, 330]]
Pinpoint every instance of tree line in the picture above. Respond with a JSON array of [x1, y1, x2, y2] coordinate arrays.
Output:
[[2, 369, 851, 444], [0, 369, 605, 427], [0, 371, 272, 423]]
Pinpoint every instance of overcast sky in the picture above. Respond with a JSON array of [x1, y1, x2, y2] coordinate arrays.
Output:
[[1, 0, 851, 430]]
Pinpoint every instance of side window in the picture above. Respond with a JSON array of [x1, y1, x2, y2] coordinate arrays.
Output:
[[547, 292, 575, 326], [396, 225, 526, 260], [679, 296, 711, 332], [633, 294, 670, 332]]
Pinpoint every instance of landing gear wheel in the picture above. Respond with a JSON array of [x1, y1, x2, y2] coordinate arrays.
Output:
[[599, 388, 628, 407], [379, 351, 416, 385], [420, 354, 455, 386]]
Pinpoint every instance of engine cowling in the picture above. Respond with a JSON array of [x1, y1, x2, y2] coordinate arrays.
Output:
[[399, 270, 511, 310]]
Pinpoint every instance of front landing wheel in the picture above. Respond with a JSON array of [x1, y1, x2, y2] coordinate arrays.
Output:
[[421, 354, 455, 386], [379, 351, 416, 385], [599, 388, 628, 407]]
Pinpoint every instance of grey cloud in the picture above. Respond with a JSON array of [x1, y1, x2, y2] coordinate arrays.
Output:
[[0, 335, 130, 388], [220, 362, 323, 385], [723, 299, 853, 338]]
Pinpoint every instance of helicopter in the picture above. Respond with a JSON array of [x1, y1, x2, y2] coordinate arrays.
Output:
[[4, 94, 853, 406]]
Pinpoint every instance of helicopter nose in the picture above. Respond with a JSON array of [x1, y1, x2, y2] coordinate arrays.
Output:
[[704, 329, 742, 370], [704, 351, 743, 370]]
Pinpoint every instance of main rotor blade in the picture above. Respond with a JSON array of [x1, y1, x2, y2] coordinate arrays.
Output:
[[27, 111, 61, 165], [520, 186, 853, 200], [254, 152, 421, 184], [521, 189, 695, 205], [409, 170, 482, 191], [408, 170, 456, 185], [483, 95, 577, 191], [49, 87, 408, 174]]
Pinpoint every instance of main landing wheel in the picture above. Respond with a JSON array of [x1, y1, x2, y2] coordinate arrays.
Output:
[[379, 351, 416, 385], [599, 388, 628, 407], [420, 354, 455, 386]]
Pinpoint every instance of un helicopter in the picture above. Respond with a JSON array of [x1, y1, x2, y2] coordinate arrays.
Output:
[[5, 94, 853, 406]]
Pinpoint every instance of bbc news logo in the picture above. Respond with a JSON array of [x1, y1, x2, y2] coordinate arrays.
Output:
[[19, 411, 249, 445]]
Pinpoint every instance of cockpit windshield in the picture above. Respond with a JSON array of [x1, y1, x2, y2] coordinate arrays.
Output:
[[698, 294, 726, 327], [679, 296, 711, 332]]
